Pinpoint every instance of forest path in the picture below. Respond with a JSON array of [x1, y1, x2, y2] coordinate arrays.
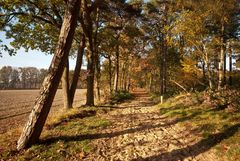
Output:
[[85, 90, 219, 161]]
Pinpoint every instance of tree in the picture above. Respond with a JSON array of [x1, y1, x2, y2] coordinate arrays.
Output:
[[0, 0, 88, 109], [17, 0, 81, 150], [10, 68, 20, 88], [0, 66, 12, 88]]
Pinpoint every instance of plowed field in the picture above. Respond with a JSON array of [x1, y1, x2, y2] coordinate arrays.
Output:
[[0, 89, 86, 134]]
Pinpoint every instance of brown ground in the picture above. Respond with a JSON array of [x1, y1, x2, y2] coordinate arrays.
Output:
[[83, 90, 220, 161], [0, 89, 86, 134]]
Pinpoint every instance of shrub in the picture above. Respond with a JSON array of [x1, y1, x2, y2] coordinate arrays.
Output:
[[109, 90, 133, 103]]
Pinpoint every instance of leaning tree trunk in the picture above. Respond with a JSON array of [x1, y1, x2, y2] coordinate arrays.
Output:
[[69, 36, 86, 107], [62, 58, 71, 110], [17, 0, 80, 150]]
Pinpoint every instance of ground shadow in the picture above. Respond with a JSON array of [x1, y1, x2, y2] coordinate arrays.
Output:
[[131, 123, 240, 161], [40, 112, 200, 145], [162, 111, 202, 127], [40, 123, 165, 145]]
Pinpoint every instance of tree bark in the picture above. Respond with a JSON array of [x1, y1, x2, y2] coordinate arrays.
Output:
[[62, 58, 71, 110], [108, 56, 113, 93], [229, 43, 233, 86], [81, 0, 95, 106], [114, 44, 120, 92], [163, 38, 167, 94], [160, 35, 166, 95], [95, 55, 101, 101], [124, 64, 129, 91], [218, 21, 226, 90], [93, 8, 101, 101], [17, 0, 80, 150], [202, 61, 206, 80], [149, 73, 152, 92], [69, 35, 85, 107], [205, 52, 213, 90], [86, 48, 95, 106]]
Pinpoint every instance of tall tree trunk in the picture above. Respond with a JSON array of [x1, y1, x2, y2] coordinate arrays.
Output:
[[218, 42, 226, 90], [94, 8, 101, 102], [86, 48, 95, 106], [163, 38, 167, 94], [17, 0, 80, 150], [124, 64, 129, 91], [85, 29, 95, 106], [108, 56, 113, 93], [149, 73, 152, 92], [204, 53, 213, 90], [202, 61, 206, 80], [218, 22, 226, 90], [160, 37, 165, 95], [224, 50, 227, 85], [120, 62, 125, 90], [81, 0, 95, 106], [62, 58, 71, 110], [69, 36, 85, 107], [114, 44, 119, 92], [95, 52, 101, 101], [229, 43, 233, 86]]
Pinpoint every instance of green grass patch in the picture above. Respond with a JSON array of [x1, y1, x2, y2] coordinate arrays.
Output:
[[158, 92, 240, 160], [109, 90, 133, 103], [0, 107, 112, 160]]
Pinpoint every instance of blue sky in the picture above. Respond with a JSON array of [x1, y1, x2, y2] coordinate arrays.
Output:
[[0, 32, 78, 70], [0, 1, 150, 70]]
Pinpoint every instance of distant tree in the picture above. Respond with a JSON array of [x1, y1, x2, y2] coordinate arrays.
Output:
[[0, 66, 12, 88], [10, 68, 20, 88], [39, 68, 48, 85]]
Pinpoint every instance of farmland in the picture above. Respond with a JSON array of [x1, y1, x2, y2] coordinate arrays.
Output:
[[0, 89, 86, 134]]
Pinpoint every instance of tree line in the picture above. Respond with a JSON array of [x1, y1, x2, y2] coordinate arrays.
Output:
[[0, 66, 87, 89], [0, 0, 239, 150], [0, 66, 47, 89]]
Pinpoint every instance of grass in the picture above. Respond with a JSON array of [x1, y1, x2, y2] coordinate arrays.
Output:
[[0, 106, 111, 160], [109, 90, 133, 104], [157, 92, 240, 161]]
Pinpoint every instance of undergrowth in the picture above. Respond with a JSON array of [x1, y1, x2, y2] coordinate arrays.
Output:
[[109, 90, 133, 104], [158, 91, 240, 161], [0, 107, 111, 160]]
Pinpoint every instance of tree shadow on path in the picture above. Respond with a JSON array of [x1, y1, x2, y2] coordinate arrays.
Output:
[[40, 112, 204, 146], [132, 123, 240, 161]]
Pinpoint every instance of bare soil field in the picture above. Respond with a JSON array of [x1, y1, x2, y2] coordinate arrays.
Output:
[[0, 89, 86, 134]]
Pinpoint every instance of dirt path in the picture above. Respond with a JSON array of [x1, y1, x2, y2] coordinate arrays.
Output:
[[84, 90, 220, 161]]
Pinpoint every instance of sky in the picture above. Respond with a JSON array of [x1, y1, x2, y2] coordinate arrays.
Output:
[[0, 1, 150, 70], [0, 32, 78, 70]]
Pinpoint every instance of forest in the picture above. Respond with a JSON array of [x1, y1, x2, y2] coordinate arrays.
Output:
[[0, 0, 240, 160], [0, 66, 87, 89]]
